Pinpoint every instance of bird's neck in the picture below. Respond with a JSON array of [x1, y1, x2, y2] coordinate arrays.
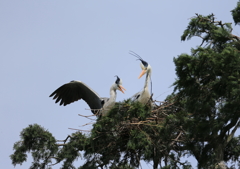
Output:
[[144, 68, 151, 90], [101, 85, 117, 116], [109, 85, 117, 101]]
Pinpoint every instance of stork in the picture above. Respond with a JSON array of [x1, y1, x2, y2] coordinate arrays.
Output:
[[49, 76, 126, 116], [130, 51, 152, 105]]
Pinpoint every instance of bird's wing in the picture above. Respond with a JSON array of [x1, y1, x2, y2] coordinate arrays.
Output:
[[131, 92, 141, 101], [49, 81, 102, 113], [100, 97, 110, 106]]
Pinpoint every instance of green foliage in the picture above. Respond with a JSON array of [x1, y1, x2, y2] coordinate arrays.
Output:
[[84, 100, 193, 169], [10, 124, 58, 169], [85, 101, 154, 168], [224, 136, 240, 162], [11, 100, 191, 169], [56, 132, 86, 169], [231, 0, 240, 25], [181, 13, 237, 52], [173, 7, 240, 169]]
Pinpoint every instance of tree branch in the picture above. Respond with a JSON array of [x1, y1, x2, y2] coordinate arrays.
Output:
[[220, 117, 239, 140], [57, 135, 72, 144], [225, 119, 240, 145]]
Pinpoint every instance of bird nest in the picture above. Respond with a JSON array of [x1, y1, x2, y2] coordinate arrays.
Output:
[[74, 95, 181, 138], [82, 96, 180, 135]]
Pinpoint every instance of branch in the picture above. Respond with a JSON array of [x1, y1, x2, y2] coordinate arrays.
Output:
[[79, 122, 95, 127], [225, 119, 240, 145], [56, 144, 66, 146], [68, 128, 91, 132], [220, 117, 240, 140], [197, 36, 206, 47], [57, 135, 72, 144], [48, 156, 62, 166], [195, 13, 240, 41], [231, 34, 240, 41], [195, 13, 227, 25], [170, 131, 183, 146]]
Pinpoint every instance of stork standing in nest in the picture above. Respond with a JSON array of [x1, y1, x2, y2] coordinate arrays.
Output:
[[130, 51, 152, 105], [49, 76, 126, 116]]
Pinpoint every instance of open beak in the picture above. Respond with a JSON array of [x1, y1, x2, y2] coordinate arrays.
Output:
[[118, 85, 126, 94], [138, 70, 146, 79]]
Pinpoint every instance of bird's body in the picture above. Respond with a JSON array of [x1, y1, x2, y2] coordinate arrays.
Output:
[[50, 76, 125, 116], [133, 87, 150, 104], [101, 85, 118, 116]]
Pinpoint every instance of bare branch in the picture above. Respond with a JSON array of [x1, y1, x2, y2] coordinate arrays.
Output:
[[56, 135, 72, 144], [48, 156, 61, 166], [68, 128, 91, 132], [170, 131, 183, 146], [225, 119, 240, 145]]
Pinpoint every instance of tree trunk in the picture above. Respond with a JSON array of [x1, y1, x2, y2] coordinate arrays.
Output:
[[214, 143, 227, 169], [153, 147, 159, 169], [153, 158, 159, 169]]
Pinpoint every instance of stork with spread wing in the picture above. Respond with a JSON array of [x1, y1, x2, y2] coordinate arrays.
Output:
[[50, 76, 126, 116]]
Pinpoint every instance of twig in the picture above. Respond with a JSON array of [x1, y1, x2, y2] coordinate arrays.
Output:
[[79, 122, 95, 127], [195, 13, 240, 41], [57, 135, 72, 144], [68, 128, 91, 132], [170, 131, 183, 146], [48, 156, 62, 166], [78, 113, 96, 120]]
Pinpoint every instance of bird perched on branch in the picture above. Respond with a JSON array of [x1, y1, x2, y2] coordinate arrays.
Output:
[[49, 76, 126, 116]]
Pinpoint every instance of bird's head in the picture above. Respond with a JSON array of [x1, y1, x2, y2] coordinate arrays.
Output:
[[129, 51, 151, 79], [114, 75, 126, 93], [138, 59, 151, 79]]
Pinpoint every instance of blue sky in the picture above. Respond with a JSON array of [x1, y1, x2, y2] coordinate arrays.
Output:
[[1, 1, 239, 168]]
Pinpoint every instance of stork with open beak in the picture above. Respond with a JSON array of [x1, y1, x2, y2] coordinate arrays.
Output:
[[49, 76, 126, 116], [130, 51, 152, 105]]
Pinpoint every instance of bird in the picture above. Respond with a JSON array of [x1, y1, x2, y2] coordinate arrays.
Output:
[[129, 51, 152, 105], [49, 76, 126, 116]]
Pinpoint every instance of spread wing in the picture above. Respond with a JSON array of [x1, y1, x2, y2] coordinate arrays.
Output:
[[49, 81, 102, 113]]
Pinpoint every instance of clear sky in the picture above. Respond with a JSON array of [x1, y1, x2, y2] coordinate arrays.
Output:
[[1, 1, 239, 168]]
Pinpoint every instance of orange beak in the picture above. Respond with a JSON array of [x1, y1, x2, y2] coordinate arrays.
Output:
[[119, 85, 126, 93], [138, 70, 146, 79]]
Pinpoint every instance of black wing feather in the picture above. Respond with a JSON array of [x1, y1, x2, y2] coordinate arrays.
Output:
[[50, 81, 102, 114], [131, 92, 141, 101]]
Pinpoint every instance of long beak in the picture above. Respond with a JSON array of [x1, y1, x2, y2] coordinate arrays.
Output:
[[138, 70, 146, 79], [119, 85, 126, 94]]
